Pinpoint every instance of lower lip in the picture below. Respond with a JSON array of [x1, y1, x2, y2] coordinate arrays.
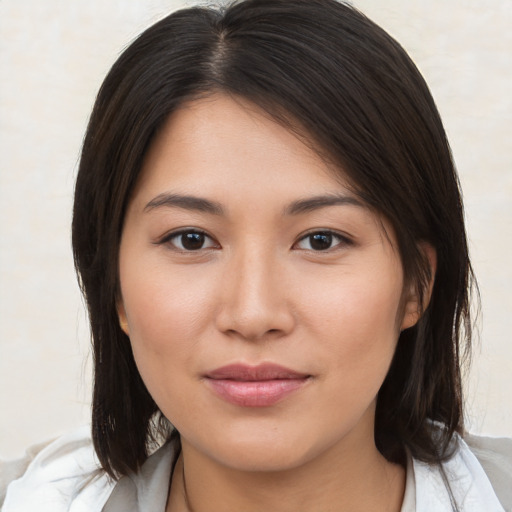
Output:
[[206, 378, 309, 407]]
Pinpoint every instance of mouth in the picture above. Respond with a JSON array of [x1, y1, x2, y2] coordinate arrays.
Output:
[[204, 363, 312, 407]]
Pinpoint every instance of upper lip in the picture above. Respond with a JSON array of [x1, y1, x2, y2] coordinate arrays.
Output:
[[205, 363, 310, 381]]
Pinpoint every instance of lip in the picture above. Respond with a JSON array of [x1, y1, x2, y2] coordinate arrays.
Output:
[[204, 363, 311, 407]]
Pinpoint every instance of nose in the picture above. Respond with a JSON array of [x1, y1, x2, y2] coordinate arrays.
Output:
[[215, 246, 296, 342]]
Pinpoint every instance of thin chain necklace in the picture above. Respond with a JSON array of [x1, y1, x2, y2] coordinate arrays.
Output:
[[181, 459, 196, 512]]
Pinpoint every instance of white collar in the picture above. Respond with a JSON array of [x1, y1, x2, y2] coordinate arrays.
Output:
[[4, 428, 505, 511], [410, 436, 505, 511], [104, 435, 505, 512]]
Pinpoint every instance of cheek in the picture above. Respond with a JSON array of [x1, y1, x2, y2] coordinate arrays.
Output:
[[299, 268, 403, 339], [120, 271, 213, 427], [122, 262, 211, 343], [295, 264, 403, 388], [118, 256, 218, 405]]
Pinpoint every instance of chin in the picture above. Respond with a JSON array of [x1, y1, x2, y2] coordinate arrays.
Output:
[[214, 444, 313, 473], [190, 424, 340, 474]]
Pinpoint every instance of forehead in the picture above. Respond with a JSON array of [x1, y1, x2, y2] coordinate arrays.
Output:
[[122, 93, 399, 255], [133, 93, 354, 207]]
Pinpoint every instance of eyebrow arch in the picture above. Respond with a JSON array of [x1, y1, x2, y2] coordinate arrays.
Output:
[[285, 194, 364, 215], [144, 193, 224, 215]]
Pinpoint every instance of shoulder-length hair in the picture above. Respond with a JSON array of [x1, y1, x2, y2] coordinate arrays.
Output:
[[72, 0, 474, 477]]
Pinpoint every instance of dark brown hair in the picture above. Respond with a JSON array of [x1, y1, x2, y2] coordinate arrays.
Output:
[[72, 0, 474, 478]]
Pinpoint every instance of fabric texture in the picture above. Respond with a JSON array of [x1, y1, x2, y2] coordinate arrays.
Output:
[[1, 427, 113, 512], [0, 438, 53, 506], [1, 427, 511, 511], [465, 433, 512, 509]]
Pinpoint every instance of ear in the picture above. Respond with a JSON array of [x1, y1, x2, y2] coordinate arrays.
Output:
[[400, 243, 437, 331], [117, 300, 130, 336]]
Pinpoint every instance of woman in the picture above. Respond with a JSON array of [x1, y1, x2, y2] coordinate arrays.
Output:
[[2, 0, 511, 510]]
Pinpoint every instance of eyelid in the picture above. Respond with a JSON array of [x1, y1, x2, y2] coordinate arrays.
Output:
[[155, 227, 220, 251], [293, 229, 354, 251], [154, 227, 352, 252]]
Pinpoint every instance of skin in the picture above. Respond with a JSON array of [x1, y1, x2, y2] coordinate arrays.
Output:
[[118, 94, 428, 512]]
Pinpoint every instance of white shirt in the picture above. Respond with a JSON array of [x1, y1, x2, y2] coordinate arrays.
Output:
[[2, 426, 510, 511]]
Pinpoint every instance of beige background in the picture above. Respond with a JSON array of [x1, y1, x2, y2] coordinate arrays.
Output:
[[0, 0, 510, 459]]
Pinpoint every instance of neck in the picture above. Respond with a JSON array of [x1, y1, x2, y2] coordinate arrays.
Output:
[[166, 424, 405, 512]]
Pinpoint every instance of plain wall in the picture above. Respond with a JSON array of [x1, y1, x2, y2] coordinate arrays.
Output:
[[0, 0, 510, 458]]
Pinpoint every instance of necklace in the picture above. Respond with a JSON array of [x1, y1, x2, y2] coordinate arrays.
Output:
[[181, 458, 196, 512]]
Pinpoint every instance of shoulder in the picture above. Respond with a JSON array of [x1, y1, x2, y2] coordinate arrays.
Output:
[[0, 437, 53, 506], [1, 426, 115, 512], [464, 432, 512, 511], [409, 429, 512, 511]]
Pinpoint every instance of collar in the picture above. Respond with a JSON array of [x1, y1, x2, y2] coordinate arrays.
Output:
[[4, 427, 504, 511], [104, 436, 504, 512]]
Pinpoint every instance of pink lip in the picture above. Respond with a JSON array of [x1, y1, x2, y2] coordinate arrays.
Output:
[[204, 363, 311, 407]]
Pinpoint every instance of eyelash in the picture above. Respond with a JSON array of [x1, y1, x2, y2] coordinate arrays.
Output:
[[157, 229, 219, 252], [156, 228, 353, 253], [294, 230, 353, 252]]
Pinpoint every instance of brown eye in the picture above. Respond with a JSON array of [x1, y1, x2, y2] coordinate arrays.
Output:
[[295, 231, 351, 251], [309, 233, 333, 251], [164, 230, 217, 251], [180, 232, 206, 250]]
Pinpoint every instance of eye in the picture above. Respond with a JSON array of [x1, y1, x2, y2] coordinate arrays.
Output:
[[295, 231, 351, 251], [162, 229, 218, 251]]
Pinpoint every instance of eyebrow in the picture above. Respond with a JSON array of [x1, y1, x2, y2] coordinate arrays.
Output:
[[144, 192, 364, 216], [284, 194, 364, 215], [144, 193, 224, 215]]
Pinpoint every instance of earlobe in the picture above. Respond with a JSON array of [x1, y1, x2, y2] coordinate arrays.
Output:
[[401, 298, 422, 331], [400, 243, 437, 331], [117, 301, 130, 335]]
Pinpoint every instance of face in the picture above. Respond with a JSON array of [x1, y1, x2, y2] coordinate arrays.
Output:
[[118, 94, 421, 472]]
